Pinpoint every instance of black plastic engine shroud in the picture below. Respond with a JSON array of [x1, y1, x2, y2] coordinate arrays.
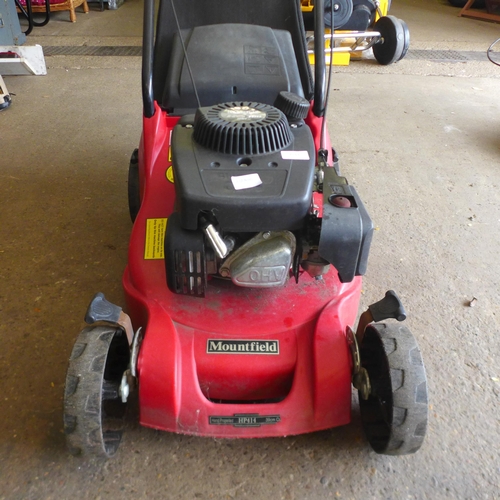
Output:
[[172, 114, 316, 233]]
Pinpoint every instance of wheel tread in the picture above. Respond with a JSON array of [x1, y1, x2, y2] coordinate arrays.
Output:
[[70, 342, 87, 360], [373, 16, 405, 65], [64, 375, 79, 398], [392, 406, 407, 427], [390, 368, 404, 391]]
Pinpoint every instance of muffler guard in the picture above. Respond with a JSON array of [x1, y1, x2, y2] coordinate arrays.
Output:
[[319, 167, 374, 283], [220, 231, 296, 288]]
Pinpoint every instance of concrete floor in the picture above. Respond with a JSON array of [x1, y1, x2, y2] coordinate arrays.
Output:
[[1, 0, 500, 498]]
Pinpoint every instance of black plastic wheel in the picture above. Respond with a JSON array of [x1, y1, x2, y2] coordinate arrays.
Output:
[[63, 326, 130, 458], [128, 148, 140, 223], [397, 18, 410, 62], [373, 15, 405, 65], [358, 323, 428, 455], [324, 0, 354, 29]]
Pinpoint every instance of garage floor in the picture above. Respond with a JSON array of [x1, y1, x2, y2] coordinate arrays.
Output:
[[1, 0, 500, 498]]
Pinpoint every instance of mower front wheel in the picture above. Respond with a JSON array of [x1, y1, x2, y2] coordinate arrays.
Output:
[[358, 322, 428, 455], [63, 325, 131, 458]]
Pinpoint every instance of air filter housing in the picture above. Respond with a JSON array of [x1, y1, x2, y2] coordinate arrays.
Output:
[[193, 102, 293, 156]]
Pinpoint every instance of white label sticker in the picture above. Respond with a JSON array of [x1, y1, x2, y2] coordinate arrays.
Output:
[[231, 173, 263, 190], [280, 151, 310, 160]]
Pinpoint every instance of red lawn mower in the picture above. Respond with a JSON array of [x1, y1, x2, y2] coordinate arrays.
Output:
[[63, 0, 428, 458]]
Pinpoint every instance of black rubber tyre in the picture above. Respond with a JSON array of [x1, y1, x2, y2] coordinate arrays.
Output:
[[373, 15, 405, 65], [448, 0, 485, 8], [63, 326, 130, 458], [358, 323, 428, 455], [128, 148, 140, 223]]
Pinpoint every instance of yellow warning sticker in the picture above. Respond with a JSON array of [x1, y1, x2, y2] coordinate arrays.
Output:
[[166, 166, 174, 183], [144, 218, 168, 260]]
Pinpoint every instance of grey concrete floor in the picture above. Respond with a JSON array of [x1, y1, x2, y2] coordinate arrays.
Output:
[[1, 0, 500, 498]]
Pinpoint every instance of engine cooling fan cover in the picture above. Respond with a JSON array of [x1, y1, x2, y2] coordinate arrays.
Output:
[[193, 102, 293, 156]]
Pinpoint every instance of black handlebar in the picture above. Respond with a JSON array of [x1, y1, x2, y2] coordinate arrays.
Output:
[[313, 0, 326, 117], [142, 0, 155, 118], [142, 0, 326, 119]]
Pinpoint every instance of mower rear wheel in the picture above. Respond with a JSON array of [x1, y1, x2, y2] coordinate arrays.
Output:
[[63, 325, 130, 458], [128, 148, 140, 222], [358, 323, 428, 455], [373, 16, 405, 65]]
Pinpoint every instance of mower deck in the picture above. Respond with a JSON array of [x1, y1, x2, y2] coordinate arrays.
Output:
[[122, 106, 360, 437], [125, 266, 360, 437]]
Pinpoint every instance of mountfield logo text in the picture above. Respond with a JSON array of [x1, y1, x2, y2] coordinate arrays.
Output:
[[206, 339, 279, 355]]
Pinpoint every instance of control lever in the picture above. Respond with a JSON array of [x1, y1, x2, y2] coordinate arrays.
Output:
[[355, 290, 406, 343], [84, 292, 134, 344]]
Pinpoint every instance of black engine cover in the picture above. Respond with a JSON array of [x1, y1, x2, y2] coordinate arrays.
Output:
[[172, 112, 315, 233]]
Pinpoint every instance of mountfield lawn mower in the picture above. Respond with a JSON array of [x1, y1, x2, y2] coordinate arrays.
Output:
[[63, 0, 428, 458]]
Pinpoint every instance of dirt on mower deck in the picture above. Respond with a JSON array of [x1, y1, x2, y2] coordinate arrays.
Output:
[[1, 0, 499, 498]]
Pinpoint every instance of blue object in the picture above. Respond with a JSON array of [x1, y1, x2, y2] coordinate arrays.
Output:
[[0, 0, 26, 45]]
